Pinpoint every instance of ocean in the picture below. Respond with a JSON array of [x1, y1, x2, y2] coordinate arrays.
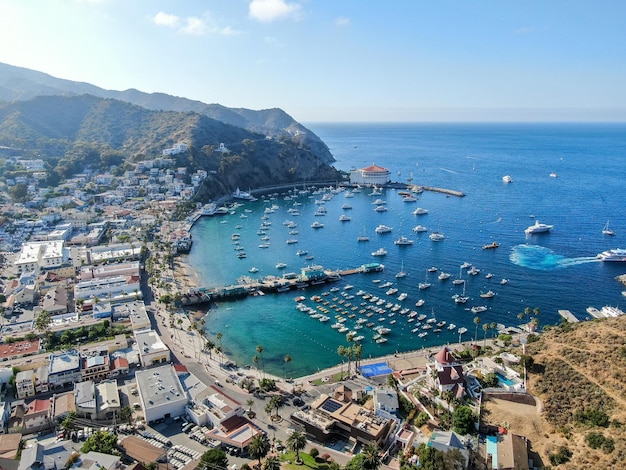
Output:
[[186, 122, 626, 378]]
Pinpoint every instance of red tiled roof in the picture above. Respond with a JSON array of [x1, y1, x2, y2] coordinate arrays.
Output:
[[434, 346, 454, 365], [26, 398, 51, 414], [0, 339, 41, 358], [438, 365, 465, 386], [113, 357, 129, 369], [173, 364, 188, 373], [362, 164, 389, 173]]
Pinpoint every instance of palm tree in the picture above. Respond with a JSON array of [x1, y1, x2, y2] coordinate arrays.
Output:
[[473, 316, 481, 342], [286, 430, 307, 463], [263, 456, 280, 470], [353, 343, 363, 372], [490, 322, 497, 337], [337, 345, 345, 377], [34, 310, 51, 335], [269, 395, 285, 419], [284, 354, 292, 379], [248, 433, 271, 468], [362, 444, 382, 470], [344, 345, 354, 376], [246, 399, 255, 413], [216, 332, 223, 365], [204, 339, 215, 359], [483, 323, 490, 347], [119, 405, 134, 425]]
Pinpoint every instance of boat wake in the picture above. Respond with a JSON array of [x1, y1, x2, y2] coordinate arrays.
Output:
[[440, 167, 459, 174], [510, 244, 600, 270]]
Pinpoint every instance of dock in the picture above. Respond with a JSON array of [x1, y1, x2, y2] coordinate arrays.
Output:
[[558, 309, 580, 323]]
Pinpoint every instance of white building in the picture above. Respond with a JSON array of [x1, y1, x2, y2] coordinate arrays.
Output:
[[136, 365, 187, 424], [349, 164, 391, 186], [14, 240, 67, 274], [135, 330, 170, 367], [162, 143, 188, 156], [374, 386, 400, 421]]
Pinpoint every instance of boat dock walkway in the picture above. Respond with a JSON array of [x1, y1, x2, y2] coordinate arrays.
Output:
[[558, 309, 580, 323], [176, 263, 383, 306]]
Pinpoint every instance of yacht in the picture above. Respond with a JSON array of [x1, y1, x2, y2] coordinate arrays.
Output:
[[471, 306, 488, 314], [412, 225, 428, 233], [415, 299, 425, 307], [480, 290, 496, 298], [549, 172, 558, 178], [413, 207, 429, 215], [429, 231, 445, 241], [286, 239, 298, 244], [249, 267, 259, 273], [342, 203, 353, 210], [458, 327, 468, 335], [339, 214, 352, 222], [374, 205, 388, 212], [296, 250, 308, 256], [386, 287, 399, 296], [371, 198, 386, 205], [502, 175, 513, 183], [311, 221, 325, 229], [357, 235, 370, 242], [482, 241, 500, 250], [597, 249, 626, 262], [402, 195, 418, 202], [372, 248, 388, 257], [375, 224, 393, 234], [398, 292, 408, 301], [394, 236, 414, 246], [275, 262, 287, 269], [500, 278, 509, 285], [602, 221, 616, 236], [525, 220, 553, 235], [232, 187, 257, 201], [438, 272, 451, 281]]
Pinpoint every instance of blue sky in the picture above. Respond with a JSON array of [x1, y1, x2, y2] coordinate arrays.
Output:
[[0, 0, 625, 122]]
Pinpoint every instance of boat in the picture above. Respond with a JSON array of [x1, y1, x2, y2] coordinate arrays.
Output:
[[429, 231, 445, 241], [502, 175, 513, 183], [375, 224, 393, 234], [237, 252, 247, 258], [417, 332, 428, 338], [395, 261, 408, 278], [428, 266, 438, 273], [438, 272, 451, 281], [286, 239, 298, 244], [602, 221, 616, 236], [448, 323, 456, 330], [480, 290, 496, 298], [295, 296, 306, 303], [402, 195, 418, 202], [471, 306, 488, 314], [467, 266, 480, 276], [339, 214, 351, 222], [413, 207, 428, 215], [415, 299, 425, 307], [249, 267, 259, 273], [232, 187, 257, 201], [549, 172, 558, 178], [485, 273, 494, 279], [394, 236, 414, 246], [453, 283, 469, 304], [398, 293, 408, 301], [275, 262, 287, 269], [374, 205, 388, 212], [372, 248, 388, 257], [482, 241, 500, 250], [342, 203, 353, 210], [597, 249, 626, 262], [386, 287, 399, 296], [412, 225, 428, 233], [296, 250, 308, 256], [311, 221, 325, 229], [500, 278, 509, 285], [525, 220, 554, 235], [371, 198, 386, 205], [458, 327, 468, 335], [376, 338, 388, 344], [418, 274, 431, 290]]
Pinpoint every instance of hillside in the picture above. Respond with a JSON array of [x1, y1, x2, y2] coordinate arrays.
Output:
[[0, 62, 334, 164], [0, 94, 342, 200], [482, 317, 626, 468]]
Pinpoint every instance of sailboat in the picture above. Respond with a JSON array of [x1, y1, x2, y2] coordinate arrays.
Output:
[[418, 272, 431, 290], [395, 261, 408, 278], [453, 282, 469, 304], [602, 221, 616, 236], [357, 228, 370, 242], [452, 265, 465, 285]]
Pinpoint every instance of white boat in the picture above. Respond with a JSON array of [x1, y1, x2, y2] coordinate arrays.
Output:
[[429, 231, 445, 241], [372, 198, 386, 205], [395, 261, 408, 278], [286, 239, 298, 244], [232, 187, 257, 201], [480, 290, 496, 298], [249, 267, 259, 273], [467, 266, 480, 276], [458, 327, 468, 335], [276, 262, 287, 269], [311, 221, 325, 229], [453, 283, 469, 304], [415, 299, 425, 307], [372, 248, 388, 257], [438, 272, 451, 281], [471, 306, 488, 314], [525, 220, 553, 235], [398, 293, 408, 301], [500, 278, 509, 285], [376, 337, 388, 344], [342, 203, 353, 210], [413, 207, 429, 215], [418, 274, 431, 290], [403, 195, 418, 202], [296, 250, 308, 256], [417, 332, 428, 338], [339, 214, 351, 222], [597, 248, 626, 262], [375, 224, 393, 234], [386, 287, 399, 296], [357, 235, 370, 242], [502, 175, 513, 183], [394, 236, 414, 245], [448, 323, 456, 330], [549, 172, 558, 178], [374, 205, 388, 212], [602, 221, 616, 236], [412, 225, 428, 233]]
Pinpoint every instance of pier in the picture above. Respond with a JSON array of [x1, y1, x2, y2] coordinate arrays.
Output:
[[176, 263, 385, 305], [558, 309, 580, 323], [415, 185, 465, 197]]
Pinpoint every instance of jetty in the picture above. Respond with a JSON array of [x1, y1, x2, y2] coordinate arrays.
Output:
[[558, 309, 580, 323], [414, 185, 465, 197], [175, 263, 384, 305]]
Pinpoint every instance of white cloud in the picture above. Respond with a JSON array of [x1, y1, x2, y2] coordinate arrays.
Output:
[[334, 16, 351, 27], [249, 0, 301, 22], [181, 17, 207, 36], [153, 12, 180, 28]]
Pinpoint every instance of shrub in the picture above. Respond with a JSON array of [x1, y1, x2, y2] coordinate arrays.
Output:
[[309, 447, 319, 459], [549, 446, 572, 466], [415, 412, 430, 427], [574, 409, 610, 427], [585, 432, 614, 453]]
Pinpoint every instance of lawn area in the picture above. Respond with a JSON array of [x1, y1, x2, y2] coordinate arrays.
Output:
[[309, 371, 350, 386], [279, 451, 333, 470]]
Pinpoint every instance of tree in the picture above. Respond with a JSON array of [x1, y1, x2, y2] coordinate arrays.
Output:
[[199, 448, 228, 470], [256, 344, 265, 377], [353, 342, 363, 371], [337, 345, 345, 377], [60, 411, 77, 433], [452, 406, 476, 435], [216, 332, 223, 364], [119, 405, 134, 425], [473, 316, 481, 342], [246, 399, 255, 413], [361, 444, 382, 470], [34, 310, 51, 334], [248, 433, 271, 468], [284, 354, 292, 379], [263, 456, 280, 470], [482, 323, 490, 347], [286, 430, 307, 463], [268, 395, 285, 419], [81, 431, 119, 455]]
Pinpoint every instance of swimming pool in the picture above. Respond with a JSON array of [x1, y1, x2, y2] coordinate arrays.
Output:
[[486, 435, 498, 468], [495, 372, 516, 387]]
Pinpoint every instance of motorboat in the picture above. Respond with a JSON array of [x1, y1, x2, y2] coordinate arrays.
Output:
[[438, 272, 451, 281], [342, 203, 353, 210], [249, 267, 259, 273], [286, 239, 298, 244], [394, 236, 414, 245], [549, 172, 558, 178], [428, 266, 438, 272], [471, 306, 488, 314], [525, 220, 553, 234], [415, 299, 425, 307], [597, 249, 626, 262], [371, 198, 386, 205], [413, 207, 429, 215], [395, 261, 408, 278], [458, 327, 468, 335], [296, 250, 308, 256], [339, 214, 351, 222], [372, 248, 388, 257], [412, 225, 428, 233], [398, 293, 408, 301], [482, 241, 500, 249], [275, 262, 287, 269], [357, 235, 370, 242], [480, 290, 496, 298], [500, 278, 509, 285], [374, 205, 388, 212], [429, 231, 445, 241], [386, 287, 399, 296], [502, 175, 513, 183], [311, 221, 325, 229], [375, 224, 393, 234], [402, 195, 418, 202], [602, 221, 616, 236]]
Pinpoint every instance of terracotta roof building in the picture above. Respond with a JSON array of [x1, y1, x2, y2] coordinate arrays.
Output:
[[349, 164, 391, 186]]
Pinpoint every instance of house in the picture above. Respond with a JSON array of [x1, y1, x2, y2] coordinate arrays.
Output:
[[429, 346, 466, 398], [15, 371, 35, 399], [18, 440, 73, 470], [75, 381, 97, 420], [51, 391, 76, 423], [135, 330, 170, 367], [118, 435, 166, 465], [81, 355, 111, 383], [491, 433, 530, 470], [0, 432, 22, 459], [427, 431, 470, 467], [48, 350, 81, 390], [23, 398, 52, 434], [110, 357, 130, 377], [41, 286, 68, 315], [373, 386, 400, 421], [73, 452, 121, 470]]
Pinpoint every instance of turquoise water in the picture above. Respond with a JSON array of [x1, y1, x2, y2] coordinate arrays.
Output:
[[186, 123, 626, 377], [486, 435, 498, 468], [495, 372, 516, 387]]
